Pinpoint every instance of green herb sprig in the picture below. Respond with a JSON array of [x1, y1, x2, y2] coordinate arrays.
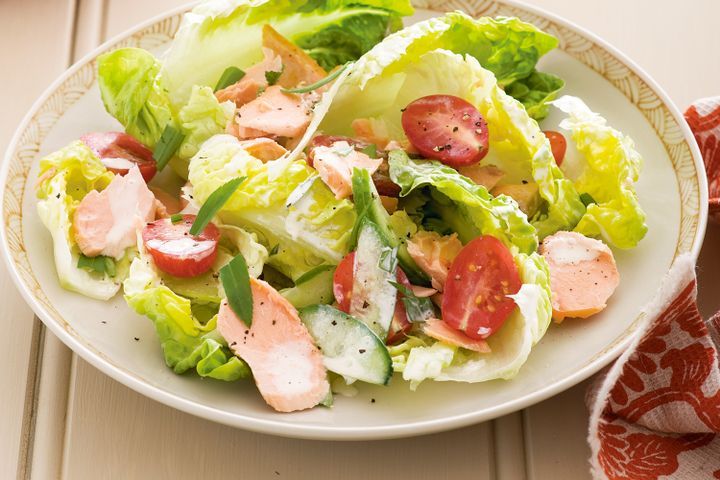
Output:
[[190, 177, 246, 236], [220, 254, 253, 326], [281, 62, 350, 94]]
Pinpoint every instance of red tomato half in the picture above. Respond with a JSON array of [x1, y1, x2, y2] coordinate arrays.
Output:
[[401, 95, 489, 167], [333, 252, 412, 344], [543, 130, 567, 166], [442, 236, 521, 339], [333, 252, 355, 313], [81, 132, 157, 182], [142, 215, 220, 278]]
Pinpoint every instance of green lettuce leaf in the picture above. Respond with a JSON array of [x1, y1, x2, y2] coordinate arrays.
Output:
[[97, 49, 237, 178], [477, 72, 585, 239], [35, 141, 128, 300], [505, 70, 564, 121], [123, 253, 249, 381], [171, 85, 236, 177], [162, 0, 413, 106], [389, 151, 538, 254], [390, 252, 553, 389], [321, 12, 560, 126], [97, 48, 175, 149], [188, 134, 356, 280], [320, 21, 583, 237], [552, 96, 648, 248]]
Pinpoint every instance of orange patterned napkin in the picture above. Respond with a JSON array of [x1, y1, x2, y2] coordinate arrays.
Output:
[[587, 98, 720, 479]]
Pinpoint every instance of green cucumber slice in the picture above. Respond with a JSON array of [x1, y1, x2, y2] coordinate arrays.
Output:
[[299, 305, 392, 385], [350, 220, 397, 339]]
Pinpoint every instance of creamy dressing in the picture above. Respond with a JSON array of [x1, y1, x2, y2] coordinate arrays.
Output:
[[545, 234, 600, 264], [101, 157, 135, 170], [145, 236, 213, 256]]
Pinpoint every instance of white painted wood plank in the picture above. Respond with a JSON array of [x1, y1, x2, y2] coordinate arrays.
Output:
[[64, 359, 494, 480], [493, 413, 527, 480], [27, 4, 110, 478], [0, 1, 76, 478], [523, 381, 593, 480]]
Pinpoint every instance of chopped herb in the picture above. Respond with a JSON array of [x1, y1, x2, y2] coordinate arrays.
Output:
[[269, 244, 280, 256], [220, 254, 253, 326], [170, 213, 184, 224], [580, 192, 597, 207], [285, 174, 318, 207], [77, 254, 116, 277], [190, 176, 246, 236], [214, 66, 246, 92], [153, 125, 185, 171], [265, 65, 284, 86], [388, 281, 435, 323], [360, 144, 377, 158], [281, 62, 350, 94], [378, 247, 398, 273], [294, 265, 334, 286]]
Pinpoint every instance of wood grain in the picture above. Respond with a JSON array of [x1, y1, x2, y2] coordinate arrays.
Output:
[[0, 1, 76, 478]]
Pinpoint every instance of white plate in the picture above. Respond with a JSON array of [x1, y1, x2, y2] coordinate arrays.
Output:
[[0, 0, 708, 440]]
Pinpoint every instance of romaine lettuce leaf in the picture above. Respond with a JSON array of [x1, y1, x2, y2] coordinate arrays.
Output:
[[97, 49, 236, 178], [552, 96, 648, 248], [123, 253, 249, 381], [320, 26, 583, 238], [321, 12, 560, 125], [188, 134, 355, 280], [162, 0, 413, 106], [389, 150, 538, 254], [97, 48, 175, 149], [390, 251, 552, 388], [505, 70, 564, 121], [172, 85, 236, 178], [478, 73, 585, 239], [35, 141, 127, 300]]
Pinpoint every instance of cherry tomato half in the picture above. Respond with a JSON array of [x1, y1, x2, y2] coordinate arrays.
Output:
[[81, 132, 157, 182], [401, 95, 489, 167], [442, 235, 521, 339], [333, 252, 412, 344], [543, 130, 567, 166], [142, 215, 219, 278]]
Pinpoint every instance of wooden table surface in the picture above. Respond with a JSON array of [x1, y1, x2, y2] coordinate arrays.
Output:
[[1, 1, 719, 478]]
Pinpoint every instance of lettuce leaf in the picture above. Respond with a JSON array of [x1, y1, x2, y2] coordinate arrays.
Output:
[[477, 73, 585, 239], [319, 19, 583, 238], [162, 0, 413, 106], [321, 12, 560, 127], [505, 70, 564, 121], [123, 252, 249, 381], [188, 134, 355, 280], [389, 151, 538, 254], [391, 252, 553, 388], [97, 48, 175, 149], [552, 96, 648, 249], [172, 85, 236, 177], [35, 141, 128, 300], [97, 49, 236, 178]]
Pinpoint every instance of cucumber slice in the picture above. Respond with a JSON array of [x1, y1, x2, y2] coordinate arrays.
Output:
[[350, 220, 397, 339], [350, 167, 429, 285], [299, 305, 392, 385], [280, 265, 334, 308]]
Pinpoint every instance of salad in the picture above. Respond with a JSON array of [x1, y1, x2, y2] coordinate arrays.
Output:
[[35, 0, 647, 412]]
